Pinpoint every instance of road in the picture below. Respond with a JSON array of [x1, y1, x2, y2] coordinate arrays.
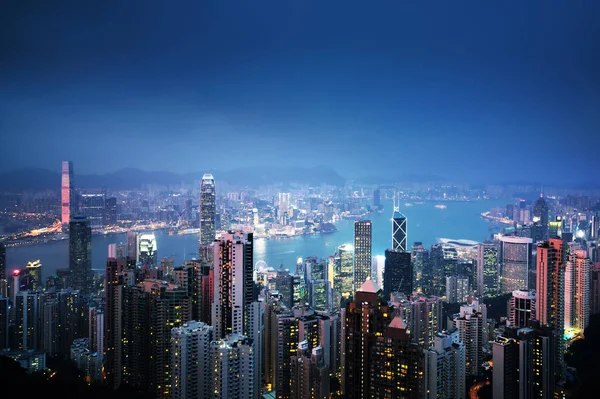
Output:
[[469, 380, 490, 399]]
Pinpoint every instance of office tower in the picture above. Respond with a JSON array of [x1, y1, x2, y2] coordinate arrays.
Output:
[[308, 280, 330, 311], [445, 276, 469, 304], [371, 255, 385, 290], [564, 249, 589, 334], [429, 244, 446, 297], [104, 197, 117, 225], [383, 248, 412, 299], [273, 308, 298, 398], [549, 216, 562, 239], [14, 292, 40, 350], [499, 236, 533, 293], [127, 230, 137, 260], [353, 220, 372, 291], [69, 215, 92, 294], [492, 335, 519, 399], [25, 260, 42, 291], [210, 334, 256, 399], [334, 244, 353, 299], [392, 196, 407, 251], [451, 300, 487, 377], [509, 290, 535, 328], [278, 192, 291, 224], [61, 160, 74, 228], [370, 315, 424, 398], [424, 330, 466, 399], [395, 294, 443, 348], [536, 238, 564, 331], [290, 342, 330, 399], [276, 268, 294, 309], [532, 195, 549, 242], [373, 188, 381, 209], [591, 263, 600, 315], [80, 192, 106, 228], [137, 232, 157, 266], [476, 242, 499, 298], [341, 279, 391, 399], [212, 232, 254, 339], [170, 321, 213, 399], [0, 296, 8, 350], [410, 242, 427, 293], [199, 173, 216, 245]]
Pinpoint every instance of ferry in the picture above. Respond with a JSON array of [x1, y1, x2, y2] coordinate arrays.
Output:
[[434, 204, 447, 209]]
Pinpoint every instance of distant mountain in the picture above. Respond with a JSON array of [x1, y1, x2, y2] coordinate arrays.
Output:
[[0, 165, 347, 191]]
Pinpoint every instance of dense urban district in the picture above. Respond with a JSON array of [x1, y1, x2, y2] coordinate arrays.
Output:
[[1, 162, 600, 399]]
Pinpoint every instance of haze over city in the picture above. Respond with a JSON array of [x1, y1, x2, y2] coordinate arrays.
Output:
[[2, 1, 599, 186]]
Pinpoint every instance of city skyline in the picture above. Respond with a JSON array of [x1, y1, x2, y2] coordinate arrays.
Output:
[[2, 1, 600, 187]]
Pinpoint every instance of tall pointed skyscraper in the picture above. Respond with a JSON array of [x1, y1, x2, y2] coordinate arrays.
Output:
[[199, 173, 216, 245], [61, 161, 74, 229], [392, 192, 407, 251]]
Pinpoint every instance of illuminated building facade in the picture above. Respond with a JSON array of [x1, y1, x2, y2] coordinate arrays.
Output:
[[137, 233, 157, 266], [477, 242, 499, 298], [25, 260, 42, 291], [353, 220, 372, 292], [212, 232, 254, 339], [532, 195, 549, 242], [334, 244, 353, 299], [14, 292, 40, 350], [69, 215, 92, 294], [564, 249, 589, 334], [452, 301, 487, 377], [499, 236, 532, 294], [395, 294, 443, 348], [392, 194, 407, 251], [61, 160, 74, 228], [199, 173, 216, 246]]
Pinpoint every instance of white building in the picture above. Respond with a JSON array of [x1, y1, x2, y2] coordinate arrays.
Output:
[[424, 330, 466, 399], [210, 334, 256, 399]]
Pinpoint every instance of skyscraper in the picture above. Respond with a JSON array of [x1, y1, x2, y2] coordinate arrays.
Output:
[[0, 242, 6, 282], [210, 334, 256, 399], [383, 248, 413, 299], [424, 330, 466, 399], [564, 248, 589, 334], [394, 294, 443, 349], [532, 195, 549, 242], [452, 300, 487, 377], [353, 220, 372, 291], [290, 342, 330, 399], [170, 321, 213, 399], [136, 233, 157, 266], [499, 236, 533, 293], [334, 244, 353, 299], [69, 215, 92, 294], [61, 160, 74, 228], [341, 279, 391, 399], [373, 189, 381, 209], [392, 196, 407, 251], [199, 173, 216, 246], [80, 192, 106, 228], [477, 242, 499, 298], [212, 231, 254, 339]]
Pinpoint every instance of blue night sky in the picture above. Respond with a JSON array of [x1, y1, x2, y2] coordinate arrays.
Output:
[[1, 1, 599, 185]]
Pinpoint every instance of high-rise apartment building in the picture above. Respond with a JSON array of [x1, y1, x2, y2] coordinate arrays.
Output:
[[564, 248, 589, 334], [394, 294, 443, 348], [499, 236, 532, 293], [383, 248, 412, 299], [411, 242, 428, 293], [353, 220, 372, 292], [61, 160, 74, 228], [69, 215, 92, 294], [451, 300, 487, 377], [492, 335, 519, 399], [0, 242, 6, 283], [199, 173, 216, 245], [212, 232, 254, 339], [445, 276, 469, 304], [477, 242, 499, 298], [341, 279, 391, 399], [170, 321, 213, 399], [210, 334, 256, 399], [424, 330, 466, 399], [14, 292, 40, 351], [290, 342, 330, 399]]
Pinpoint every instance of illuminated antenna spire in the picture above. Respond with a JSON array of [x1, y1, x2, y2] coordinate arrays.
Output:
[[393, 191, 400, 213]]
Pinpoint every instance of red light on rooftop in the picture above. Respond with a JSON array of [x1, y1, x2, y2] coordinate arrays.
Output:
[[13, 269, 21, 276]]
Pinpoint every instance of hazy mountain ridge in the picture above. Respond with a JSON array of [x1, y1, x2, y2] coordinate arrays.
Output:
[[0, 166, 347, 191]]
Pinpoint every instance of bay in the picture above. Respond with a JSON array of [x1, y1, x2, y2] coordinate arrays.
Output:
[[5, 199, 508, 280]]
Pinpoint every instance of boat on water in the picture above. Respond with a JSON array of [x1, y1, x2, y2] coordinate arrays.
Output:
[[434, 204, 447, 209]]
